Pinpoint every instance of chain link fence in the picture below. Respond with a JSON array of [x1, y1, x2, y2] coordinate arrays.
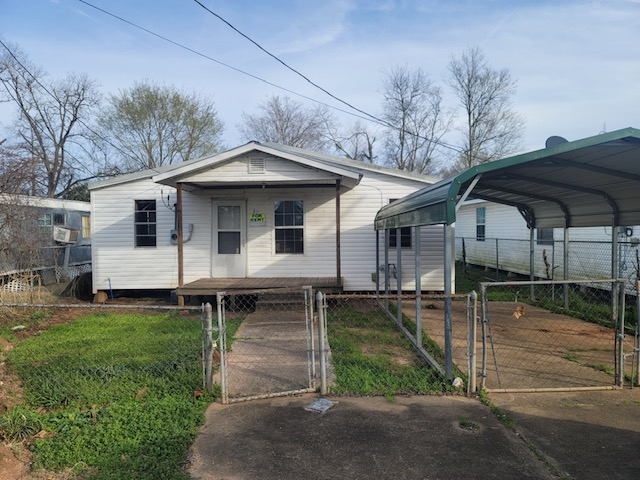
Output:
[[474, 279, 633, 392], [457, 236, 640, 293], [0, 302, 205, 410], [213, 288, 475, 402]]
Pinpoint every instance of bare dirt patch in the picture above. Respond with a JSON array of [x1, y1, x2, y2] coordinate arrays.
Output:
[[403, 299, 621, 390]]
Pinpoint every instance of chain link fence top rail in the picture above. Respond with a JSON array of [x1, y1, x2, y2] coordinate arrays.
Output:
[[477, 279, 630, 392]]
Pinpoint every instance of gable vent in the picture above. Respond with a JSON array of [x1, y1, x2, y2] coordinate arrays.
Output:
[[248, 157, 266, 174]]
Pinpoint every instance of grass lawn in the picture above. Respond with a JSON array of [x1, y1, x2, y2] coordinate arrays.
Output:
[[327, 300, 449, 397], [1, 310, 213, 479]]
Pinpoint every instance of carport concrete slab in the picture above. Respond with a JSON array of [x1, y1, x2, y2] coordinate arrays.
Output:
[[188, 394, 555, 480]]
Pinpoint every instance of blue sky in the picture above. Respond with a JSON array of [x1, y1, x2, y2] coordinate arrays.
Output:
[[1, 0, 639, 161]]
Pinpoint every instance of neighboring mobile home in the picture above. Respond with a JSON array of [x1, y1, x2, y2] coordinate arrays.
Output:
[[0, 194, 91, 287], [89, 142, 445, 298]]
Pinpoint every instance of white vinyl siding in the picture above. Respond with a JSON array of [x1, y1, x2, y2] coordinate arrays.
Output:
[[91, 154, 445, 293]]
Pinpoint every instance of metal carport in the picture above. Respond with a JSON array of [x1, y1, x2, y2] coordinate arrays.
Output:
[[374, 127, 640, 380]]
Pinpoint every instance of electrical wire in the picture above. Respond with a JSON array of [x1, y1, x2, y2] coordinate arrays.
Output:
[[78, 0, 463, 154], [77, 0, 374, 125], [192, 0, 462, 154]]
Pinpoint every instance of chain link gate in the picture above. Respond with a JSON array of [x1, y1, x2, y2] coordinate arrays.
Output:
[[214, 287, 322, 404], [473, 279, 627, 392]]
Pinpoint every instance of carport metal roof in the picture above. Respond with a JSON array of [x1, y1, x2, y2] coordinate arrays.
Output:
[[375, 127, 640, 230]]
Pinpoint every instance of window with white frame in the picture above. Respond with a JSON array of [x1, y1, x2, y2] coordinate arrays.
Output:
[[274, 200, 304, 254], [134, 200, 156, 247]]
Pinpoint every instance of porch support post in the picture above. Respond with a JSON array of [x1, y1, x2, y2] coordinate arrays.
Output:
[[177, 183, 185, 307], [336, 180, 342, 287]]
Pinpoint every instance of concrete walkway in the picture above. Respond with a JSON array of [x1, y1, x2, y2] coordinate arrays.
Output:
[[221, 308, 315, 400]]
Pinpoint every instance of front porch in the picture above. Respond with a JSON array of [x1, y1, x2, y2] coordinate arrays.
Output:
[[177, 277, 342, 296]]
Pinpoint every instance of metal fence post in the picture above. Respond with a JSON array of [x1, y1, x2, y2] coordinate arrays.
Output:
[[316, 290, 328, 395], [204, 302, 214, 395], [304, 286, 316, 389], [467, 290, 478, 395], [617, 280, 626, 387], [216, 292, 228, 404]]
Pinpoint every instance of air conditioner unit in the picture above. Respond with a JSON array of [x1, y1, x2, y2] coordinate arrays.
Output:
[[53, 226, 79, 244]]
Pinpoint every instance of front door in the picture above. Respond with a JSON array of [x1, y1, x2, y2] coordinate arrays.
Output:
[[212, 201, 246, 277]]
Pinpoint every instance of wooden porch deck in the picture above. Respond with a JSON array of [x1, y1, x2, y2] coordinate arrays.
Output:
[[177, 277, 342, 295]]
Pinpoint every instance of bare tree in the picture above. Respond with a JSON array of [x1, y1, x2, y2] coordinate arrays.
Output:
[[0, 40, 103, 197], [100, 81, 224, 171], [447, 46, 524, 172], [381, 65, 452, 174], [239, 95, 336, 152], [331, 121, 379, 163]]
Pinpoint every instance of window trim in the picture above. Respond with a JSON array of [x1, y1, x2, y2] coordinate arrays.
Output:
[[274, 200, 304, 254], [134, 199, 157, 247], [476, 207, 486, 242], [389, 227, 412, 249]]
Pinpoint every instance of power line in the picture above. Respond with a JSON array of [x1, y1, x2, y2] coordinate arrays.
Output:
[[191, 0, 463, 154], [77, 0, 374, 125], [79, 0, 462, 154], [191, 0, 382, 124]]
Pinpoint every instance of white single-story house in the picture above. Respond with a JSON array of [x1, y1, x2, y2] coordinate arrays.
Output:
[[89, 142, 446, 299]]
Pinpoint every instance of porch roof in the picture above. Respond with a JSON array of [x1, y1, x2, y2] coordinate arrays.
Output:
[[375, 127, 640, 230]]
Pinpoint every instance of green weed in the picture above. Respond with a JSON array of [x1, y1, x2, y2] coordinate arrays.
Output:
[[0, 405, 42, 441], [5, 311, 213, 479]]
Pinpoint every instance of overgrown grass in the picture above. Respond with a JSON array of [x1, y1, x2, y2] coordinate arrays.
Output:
[[327, 301, 447, 396], [3, 310, 214, 479]]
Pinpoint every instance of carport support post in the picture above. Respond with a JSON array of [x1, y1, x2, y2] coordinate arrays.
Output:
[[414, 226, 422, 347], [612, 225, 620, 346], [384, 229, 390, 310], [563, 227, 569, 309], [375, 230, 380, 297], [443, 224, 454, 380], [529, 226, 535, 300], [396, 228, 403, 326]]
